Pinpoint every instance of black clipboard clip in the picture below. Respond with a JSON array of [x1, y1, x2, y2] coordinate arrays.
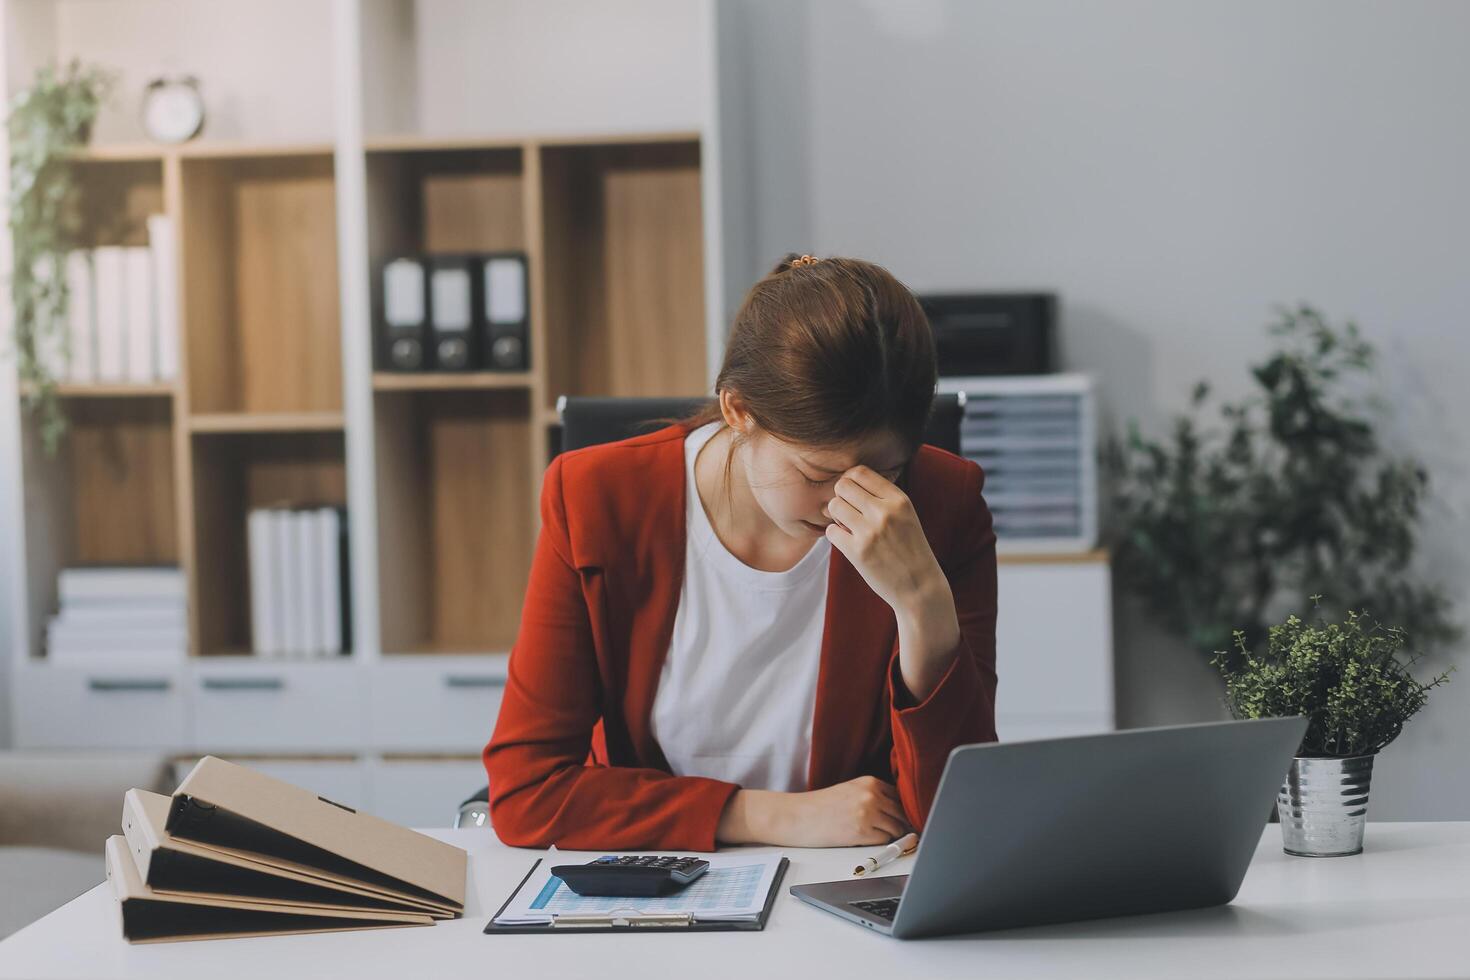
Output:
[[552, 912, 694, 928]]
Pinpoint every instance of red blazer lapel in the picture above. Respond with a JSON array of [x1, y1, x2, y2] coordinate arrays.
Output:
[[609, 431, 688, 774], [807, 549, 897, 789]]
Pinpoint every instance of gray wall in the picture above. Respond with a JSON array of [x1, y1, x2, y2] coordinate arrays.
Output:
[[723, 0, 1470, 818]]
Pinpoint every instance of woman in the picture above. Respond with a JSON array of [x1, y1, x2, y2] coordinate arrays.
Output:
[[485, 253, 997, 851]]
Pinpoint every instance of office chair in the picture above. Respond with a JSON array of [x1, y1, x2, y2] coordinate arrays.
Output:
[[453, 391, 967, 828]]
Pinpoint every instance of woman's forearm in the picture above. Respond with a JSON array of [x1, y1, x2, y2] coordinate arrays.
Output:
[[895, 572, 961, 703], [715, 788, 781, 844]]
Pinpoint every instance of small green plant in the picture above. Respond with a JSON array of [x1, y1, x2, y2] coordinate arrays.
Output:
[[1104, 305, 1458, 667], [1213, 599, 1453, 758], [7, 59, 113, 452]]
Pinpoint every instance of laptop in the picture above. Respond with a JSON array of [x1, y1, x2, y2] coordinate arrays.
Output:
[[790, 716, 1307, 939]]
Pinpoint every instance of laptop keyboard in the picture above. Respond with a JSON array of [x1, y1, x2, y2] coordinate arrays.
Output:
[[851, 898, 900, 921]]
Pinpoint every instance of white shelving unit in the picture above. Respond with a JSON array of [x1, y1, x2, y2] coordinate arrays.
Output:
[[0, 0, 1113, 829]]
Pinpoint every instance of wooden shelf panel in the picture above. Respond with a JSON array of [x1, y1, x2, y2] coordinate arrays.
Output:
[[374, 389, 533, 655], [22, 398, 180, 568], [540, 140, 707, 408], [362, 130, 702, 155], [189, 412, 345, 433], [21, 382, 175, 399], [371, 372, 533, 392], [181, 153, 342, 415], [71, 141, 336, 163]]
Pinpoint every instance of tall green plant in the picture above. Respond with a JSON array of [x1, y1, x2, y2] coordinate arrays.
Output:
[[7, 60, 112, 452], [1103, 306, 1457, 667]]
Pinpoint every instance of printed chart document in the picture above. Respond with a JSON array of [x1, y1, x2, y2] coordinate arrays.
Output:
[[493, 852, 785, 925]]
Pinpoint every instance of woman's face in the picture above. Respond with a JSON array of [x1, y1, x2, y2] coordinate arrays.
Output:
[[736, 426, 910, 540]]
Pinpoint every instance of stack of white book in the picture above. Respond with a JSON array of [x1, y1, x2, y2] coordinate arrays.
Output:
[[247, 506, 350, 658], [44, 214, 180, 385], [45, 566, 187, 664]]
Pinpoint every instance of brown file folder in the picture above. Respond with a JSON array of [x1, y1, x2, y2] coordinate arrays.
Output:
[[122, 789, 451, 918], [106, 836, 434, 943], [166, 756, 467, 916]]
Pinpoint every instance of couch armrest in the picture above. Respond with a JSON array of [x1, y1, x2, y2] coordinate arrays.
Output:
[[0, 752, 172, 853]]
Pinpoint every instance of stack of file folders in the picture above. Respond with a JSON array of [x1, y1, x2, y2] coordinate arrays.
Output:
[[106, 756, 467, 943]]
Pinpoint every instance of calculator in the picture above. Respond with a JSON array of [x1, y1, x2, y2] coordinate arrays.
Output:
[[550, 855, 711, 897]]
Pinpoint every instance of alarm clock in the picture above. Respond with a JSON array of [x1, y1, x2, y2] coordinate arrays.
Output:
[[141, 76, 204, 144]]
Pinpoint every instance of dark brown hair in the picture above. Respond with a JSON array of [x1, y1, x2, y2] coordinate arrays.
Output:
[[682, 253, 937, 477]]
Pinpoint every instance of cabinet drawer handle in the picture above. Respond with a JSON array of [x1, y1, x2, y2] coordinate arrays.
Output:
[[444, 675, 505, 690], [88, 678, 171, 693], [202, 677, 286, 692]]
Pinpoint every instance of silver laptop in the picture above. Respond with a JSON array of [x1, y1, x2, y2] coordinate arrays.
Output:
[[791, 716, 1307, 939]]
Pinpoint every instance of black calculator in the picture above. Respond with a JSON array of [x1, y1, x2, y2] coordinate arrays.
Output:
[[550, 855, 711, 898]]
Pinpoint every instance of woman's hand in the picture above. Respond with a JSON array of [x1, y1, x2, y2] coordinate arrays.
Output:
[[824, 466, 962, 701], [716, 778, 913, 847]]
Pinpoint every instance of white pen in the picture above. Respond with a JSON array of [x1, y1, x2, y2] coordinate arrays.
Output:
[[853, 832, 919, 876]]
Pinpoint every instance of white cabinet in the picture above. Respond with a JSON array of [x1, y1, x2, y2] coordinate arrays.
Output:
[[15, 664, 187, 749], [190, 660, 367, 752], [369, 657, 507, 753], [994, 557, 1115, 740], [366, 757, 489, 829]]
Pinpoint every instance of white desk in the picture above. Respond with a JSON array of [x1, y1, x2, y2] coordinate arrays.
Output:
[[3, 823, 1468, 979]]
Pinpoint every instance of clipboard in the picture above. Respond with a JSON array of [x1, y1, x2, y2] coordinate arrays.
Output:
[[484, 857, 790, 934]]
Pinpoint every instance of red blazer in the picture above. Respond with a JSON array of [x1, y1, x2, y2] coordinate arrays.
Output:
[[484, 422, 998, 850]]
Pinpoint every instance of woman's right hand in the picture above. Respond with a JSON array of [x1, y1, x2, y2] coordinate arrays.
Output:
[[717, 776, 913, 847]]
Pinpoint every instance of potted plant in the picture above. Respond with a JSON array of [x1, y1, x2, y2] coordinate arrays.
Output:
[[1213, 600, 1453, 857], [7, 59, 112, 452]]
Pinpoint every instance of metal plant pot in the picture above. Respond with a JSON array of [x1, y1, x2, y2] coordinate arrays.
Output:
[[1277, 755, 1374, 857]]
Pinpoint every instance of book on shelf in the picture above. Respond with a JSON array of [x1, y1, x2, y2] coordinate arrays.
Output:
[[146, 214, 179, 382], [53, 219, 179, 387], [92, 246, 127, 383], [65, 250, 96, 383], [58, 566, 185, 604], [47, 565, 187, 663], [247, 506, 350, 659], [123, 246, 153, 383]]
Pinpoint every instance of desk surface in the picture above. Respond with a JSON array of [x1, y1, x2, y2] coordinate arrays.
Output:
[[3, 822, 1469, 980]]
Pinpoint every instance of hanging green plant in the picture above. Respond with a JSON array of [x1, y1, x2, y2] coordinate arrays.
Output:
[[7, 59, 113, 453], [1103, 305, 1459, 668]]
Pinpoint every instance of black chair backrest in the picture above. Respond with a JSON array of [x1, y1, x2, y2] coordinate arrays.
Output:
[[557, 394, 964, 456]]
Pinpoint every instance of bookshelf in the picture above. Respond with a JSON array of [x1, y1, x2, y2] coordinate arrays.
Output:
[[0, 0, 736, 822]]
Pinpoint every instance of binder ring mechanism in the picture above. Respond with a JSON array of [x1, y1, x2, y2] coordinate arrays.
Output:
[[550, 907, 694, 928]]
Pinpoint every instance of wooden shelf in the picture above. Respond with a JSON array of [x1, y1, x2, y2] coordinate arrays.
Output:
[[66, 143, 167, 163], [20, 382, 175, 399], [363, 129, 702, 155], [17, 128, 710, 665], [70, 141, 336, 163], [189, 412, 345, 434], [372, 372, 533, 392]]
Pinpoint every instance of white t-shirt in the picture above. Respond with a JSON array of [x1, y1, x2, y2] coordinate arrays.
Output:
[[649, 421, 831, 792]]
